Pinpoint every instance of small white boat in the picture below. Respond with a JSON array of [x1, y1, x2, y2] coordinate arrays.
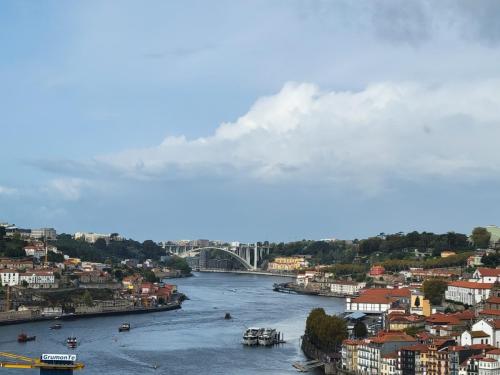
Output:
[[258, 328, 277, 346], [242, 328, 261, 346]]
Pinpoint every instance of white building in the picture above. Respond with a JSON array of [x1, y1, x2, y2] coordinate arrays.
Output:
[[19, 271, 56, 288], [460, 319, 500, 348], [445, 281, 493, 305], [331, 281, 366, 296], [30, 228, 57, 240], [471, 268, 500, 284], [0, 270, 19, 286], [478, 358, 500, 375]]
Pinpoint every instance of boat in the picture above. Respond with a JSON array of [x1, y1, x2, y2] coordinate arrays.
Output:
[[18, 333, 36, 343], [242, 328, 261, 346], [50, 323, 62, 330], [119, 323, 131, 332], [67, 336, 77, 349], [224, 312, 232, 320], [258, 328, 277, 346]]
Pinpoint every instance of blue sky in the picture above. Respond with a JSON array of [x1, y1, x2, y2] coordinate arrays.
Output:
[[1, 1, 500, 242]]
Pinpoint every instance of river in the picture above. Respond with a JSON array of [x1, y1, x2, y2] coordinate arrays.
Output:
[[0, 272, 345, 374]]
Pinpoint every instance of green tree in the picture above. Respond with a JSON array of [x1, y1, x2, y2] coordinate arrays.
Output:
[[482, 253, 500, 268], [21, 280, 29, 288], [143, 270, 158, 283], [82, 290, 94, 307], [305, 308, 347, 352], [471, 227, 491, 248], [423, 279, 448, 305], [94, 238, 107, 251], [414, 296, 421, 307], [353, 321, 368, 339]]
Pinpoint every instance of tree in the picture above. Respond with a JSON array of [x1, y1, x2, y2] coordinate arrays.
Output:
[[482, 253, 500, 268], [305, 308, 347, 352], [82, 290, 94, 307], [414, 296, 421, 308], [21, 280, 29, 288], [94, 238, 107, 251], [0, 226, 5, 240], [353, 321, 368, 339], [423, 279, 448, 305], [471, 227, 491, 249]]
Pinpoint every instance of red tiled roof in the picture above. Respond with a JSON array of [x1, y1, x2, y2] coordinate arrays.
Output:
[[426, 313, 461, 325], [454, 309, 475, 320], [480, 358, 497, 363], [400, 344, 429, 353], [448, 281, 494, 289], [370, 331, 416, 344], [353, 288, 411, 304], [471, 331, 490, 338], [477, 268, 500, 277], [486, 296, 500, 304], [470, 344, 496, 350], [487, 348, 500, 355], [479, 310, 500, 316], [381, 352, 398, 359]]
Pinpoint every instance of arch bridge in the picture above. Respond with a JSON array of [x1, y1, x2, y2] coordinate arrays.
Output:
[[173, 244, 270, 270]]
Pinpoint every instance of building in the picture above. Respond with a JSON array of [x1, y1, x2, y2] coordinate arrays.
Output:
[[357, 332, 416, 375], [30, 228, 57, 240], [388, 313, 426, 331], [0, 269, 19, 286], [74, 232, 124, 244], [399, 344, 430, 375], [267, 256, 309, 271], [472, 269, 500, 284], [370, 265, 386, 276], [0, 258, 33, 270], [19, 271, 56, 288], [445, 281, 493, 305], [411, 291, 432, 316], [331, 281, 366, 296], [346, 288, 411, 314], [380, 352, 398, 375], [342, 339, 363, 372]]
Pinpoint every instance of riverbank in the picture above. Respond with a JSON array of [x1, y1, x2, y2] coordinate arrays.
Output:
[[197, 269, 295, 277], [273, 282, 352, 298], [0, 294, 185, 326]]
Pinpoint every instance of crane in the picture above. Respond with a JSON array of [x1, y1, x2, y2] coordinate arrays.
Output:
[[0, 352, 84, 374]]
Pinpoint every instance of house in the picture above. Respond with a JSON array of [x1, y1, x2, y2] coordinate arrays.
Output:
[[346, 288, 411, 313], [445, 281, 493, 305], [485, 297, 500, 311], [472, 269, 500, 284], [357, 332, 416, 375], [387, 313, 426, 331], [341, 339, 364, 372], [398, 344, 430, 375], [370, 265, 386, 276], [380, 352, 398, 375]]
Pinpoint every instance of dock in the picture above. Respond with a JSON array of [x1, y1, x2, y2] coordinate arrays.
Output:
[[292, 360, 324, 372]]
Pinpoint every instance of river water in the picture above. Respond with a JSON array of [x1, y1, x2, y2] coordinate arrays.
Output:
[[0, 272, 345, 374]]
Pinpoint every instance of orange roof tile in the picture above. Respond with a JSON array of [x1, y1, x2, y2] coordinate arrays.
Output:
[[448, 281, 494, 289], [477, 268, 500, 277]]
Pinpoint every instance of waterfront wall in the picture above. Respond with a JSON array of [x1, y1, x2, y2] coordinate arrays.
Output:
[[0, 309, 39, 322], [301, 335, 339, 375]]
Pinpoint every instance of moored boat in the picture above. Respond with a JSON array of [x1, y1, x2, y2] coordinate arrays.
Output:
[[258, 328, 277, 346], [50, 323, 62, 330], [119, 323, 130, 332], [18, 333, 36, 343], [67, 336, 77, 349], [242, 328, 261, 346]]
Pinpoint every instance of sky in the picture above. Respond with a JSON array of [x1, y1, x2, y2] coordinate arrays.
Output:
[[1, 0, 500, 242]]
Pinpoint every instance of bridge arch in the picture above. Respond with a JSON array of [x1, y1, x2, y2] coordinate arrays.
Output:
[[178, 247, 253, 270]]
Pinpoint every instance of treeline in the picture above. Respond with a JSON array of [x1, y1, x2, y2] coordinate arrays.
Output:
[[358, 231, 471, 257], [305, 308, 347, 352], [55, 234, 165, 263], [381, 252, 473, 272], [271, 240, 355, 264], [0, 226, 26, 258]]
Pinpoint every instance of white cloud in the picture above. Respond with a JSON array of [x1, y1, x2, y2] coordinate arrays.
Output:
[[43, 178, 91, 201], [0, 186, 17, 195], [80, 80, 500, 193]]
